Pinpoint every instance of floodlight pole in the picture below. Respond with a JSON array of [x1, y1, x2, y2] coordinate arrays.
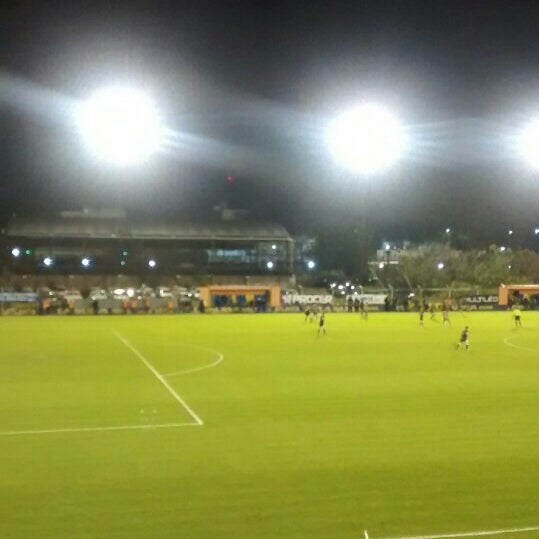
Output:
[[357, 175, 371, 282]]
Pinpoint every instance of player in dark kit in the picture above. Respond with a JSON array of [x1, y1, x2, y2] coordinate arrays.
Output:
[[456, 326, 469, 351], [304, 307, 311, 322], [317, 312, 326, 336]]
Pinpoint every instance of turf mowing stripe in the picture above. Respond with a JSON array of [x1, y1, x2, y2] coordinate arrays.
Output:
[[379, 524, 539, 539], [112, 331, 204, 425], [0, 422, 201, 437]]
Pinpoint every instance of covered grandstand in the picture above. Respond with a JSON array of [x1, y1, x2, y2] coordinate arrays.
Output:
[[1, 209, 295, 278]]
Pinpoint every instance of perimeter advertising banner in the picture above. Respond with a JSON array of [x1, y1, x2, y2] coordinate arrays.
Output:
[[282, 294, 333, 305], [0, 292, 38, 303], [462, 295, 500, 310]]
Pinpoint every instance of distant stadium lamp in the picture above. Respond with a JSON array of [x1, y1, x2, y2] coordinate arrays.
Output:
[[81, 257, 91, 268], [306, 260, 316, 270], [519, 118, 539, 169], [330, 282, 336, 288], [445, 228, 451, 234], [43, 257, 53, 267], [384, 243, 391, 251], [266, 261, 274, 269], [271, 244, 277, 250], [508, 229, 513, 235], [535, 228, 539, 235], [338, 284, 344, 290], [75, 87, 163, 165], [327, 103, 405, 174], [378, 262, 385, 269], [148, 259, 157, 268], [500, 246, 506, 252], [437, 262, 445, 270], [11, 247, 21, 258]]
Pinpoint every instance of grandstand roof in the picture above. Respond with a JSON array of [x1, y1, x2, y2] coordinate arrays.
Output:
[[5, 216, 292, 242]]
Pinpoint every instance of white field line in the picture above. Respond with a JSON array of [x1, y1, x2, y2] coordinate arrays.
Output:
[[0, 422, 199, 437], [163, 347, 224, 377], [365, 531, 370, 539], [379, 524, 539, 539], [503, 337, 538, 353], [112, 331, 203, 425]]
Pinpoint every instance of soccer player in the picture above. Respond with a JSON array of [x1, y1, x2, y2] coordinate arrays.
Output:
[[513, 307, 522, 327], [429, 303, 436, 320], [317, 312, 327, 336], [361, 301, 368, 320], [456, 326, 469, 351], [304, 307, 311, 322], [442, 307, 452, 326], [419, 308, 425, 326]]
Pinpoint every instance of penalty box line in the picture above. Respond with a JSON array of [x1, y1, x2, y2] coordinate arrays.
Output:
[[374, 524, 539, 539], [112, 331, 204, 426], [0, 422, 199, 437]]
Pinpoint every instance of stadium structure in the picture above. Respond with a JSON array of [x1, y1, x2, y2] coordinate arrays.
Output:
[[1, 209, 295, 288]]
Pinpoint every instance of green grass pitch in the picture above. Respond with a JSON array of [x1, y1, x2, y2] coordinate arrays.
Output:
[[1, 311, 538, 539]]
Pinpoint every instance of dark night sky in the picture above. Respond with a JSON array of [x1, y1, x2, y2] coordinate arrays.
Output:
[[2, 0, 539, 245]]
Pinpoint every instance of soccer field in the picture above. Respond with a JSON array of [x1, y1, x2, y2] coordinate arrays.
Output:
[[1, 312, 538, 539]]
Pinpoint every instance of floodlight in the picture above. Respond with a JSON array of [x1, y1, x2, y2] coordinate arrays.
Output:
[[445, 228, 451, 234], [338, 284, 344, 290], [437, 262, 445, 270], [500, 246, 506, 252], [43, 257, 53, 267], [535, 228, 539, 235], [508, 230, 513, 235], [384, 243, 391, 251], [345, 281, 350, 286], [520, 119, 539, 169], [378, 262, 385, 269], [75, 87, 163, 165], [271, 244, 277, 250], [307, 260, 316, 269], [327, 103, 405, 174], [350, 285, 355, 290], [266, 261, 274, 269], [81, 257, 91, 268], [11, 247, 21, 258], [330, 282, 336, 288], [148, 259, 157, 268]]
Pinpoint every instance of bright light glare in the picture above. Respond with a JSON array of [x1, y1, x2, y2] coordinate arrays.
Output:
[[378, 262, 385, 269], [11, 247, 21, 258], [81, 257, 91, 267], [43, 257, 53, 267], [148, 259, 157, 268], [327, 103, 405, 174], [437, 262, 445, 270], [500, 246, 506, 252], [271, 244, 277, 250], [520, 119, 539, 169], [75, 87, 163, 165], [307, 260, 316, 269], [266, 261, 274, 269]]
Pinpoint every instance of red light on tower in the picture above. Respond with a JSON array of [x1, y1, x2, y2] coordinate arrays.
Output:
[[227, 175, 234, 183]]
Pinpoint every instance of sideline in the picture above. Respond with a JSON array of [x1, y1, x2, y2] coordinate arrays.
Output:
[[377, 524, 539, 539]]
